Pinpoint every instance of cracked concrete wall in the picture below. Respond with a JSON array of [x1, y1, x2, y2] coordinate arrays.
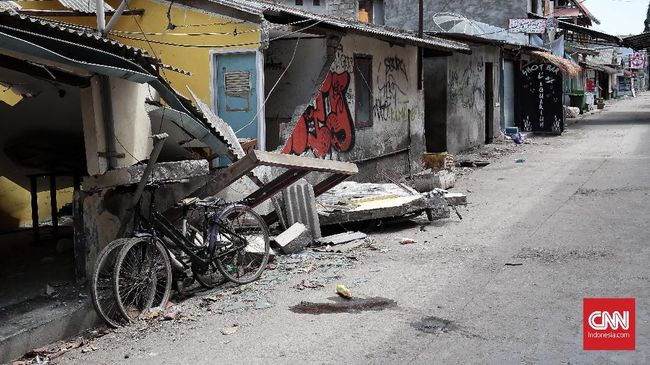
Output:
[[384, 0, 530, 30], [446, 46, 501, 154], [277, 33, 424, 181]]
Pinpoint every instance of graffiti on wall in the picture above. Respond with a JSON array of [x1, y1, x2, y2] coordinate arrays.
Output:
[[374, 55, 411, 122], [281, 71, 355, 157], [448, 56, 485, 119]]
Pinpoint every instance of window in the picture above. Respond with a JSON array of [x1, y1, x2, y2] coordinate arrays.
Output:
[[295, 0, 303, 5], [354, 55, 373, 127], [313, 0, 320, 5]]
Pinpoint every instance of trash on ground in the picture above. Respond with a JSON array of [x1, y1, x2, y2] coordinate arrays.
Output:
[[504, 263, 523, 266], [456, 160, 490, 168], [399, 238, 416, 245], [335, 284, 352, 299], [512, 132, 526, 144], [515, 158, 526, 163], [221, 324, 239, 336]]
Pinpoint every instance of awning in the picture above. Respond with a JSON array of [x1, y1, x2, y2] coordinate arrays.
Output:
[[526, 50, 582, 76], [557, 21, 622, 45], [623, 32, 650, 50]]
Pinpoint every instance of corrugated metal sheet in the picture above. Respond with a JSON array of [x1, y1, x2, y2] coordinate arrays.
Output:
[[0, 9, 233, 157], [0, 10, 150, 59], [57, 0, 114, 13], [0, 1, 20, 11], [208, 0, 470, 53]]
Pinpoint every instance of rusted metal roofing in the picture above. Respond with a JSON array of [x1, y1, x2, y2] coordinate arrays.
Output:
[[208, 0, 470, 53], [57, 0, 114, 13]]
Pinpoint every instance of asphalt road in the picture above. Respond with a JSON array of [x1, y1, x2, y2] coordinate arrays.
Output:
[[60, 94, 649, 364]]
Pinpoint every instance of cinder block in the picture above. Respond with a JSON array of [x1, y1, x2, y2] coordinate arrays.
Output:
[[409, 170, 456, 192], [283, 179, 321, 239], [273, 223, 312, 254]]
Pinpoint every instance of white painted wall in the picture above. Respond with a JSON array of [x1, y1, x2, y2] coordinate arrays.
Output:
[[81, 76, 153, 176]]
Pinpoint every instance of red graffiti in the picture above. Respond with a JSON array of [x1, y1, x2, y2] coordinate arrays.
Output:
[[282, 72, 354, 157]]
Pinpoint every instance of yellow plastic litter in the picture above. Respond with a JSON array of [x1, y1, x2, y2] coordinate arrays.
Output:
[[336, 284, 352, 299]]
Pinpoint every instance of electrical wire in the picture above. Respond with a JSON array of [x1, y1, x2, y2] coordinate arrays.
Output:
[[234, 30, 304, 135], [110, 19, 324, 49]]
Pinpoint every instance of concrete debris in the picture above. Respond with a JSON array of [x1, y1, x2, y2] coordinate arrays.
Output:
[[273, 223, 312, 254], [82, 159, 209, 191], [313, 239, 366, 253], [317, 231, 367, 246], [317, 182, 449, 225], [443, 192, 467, 206], [409, 169, 456, 192], [283, 179, 322, 239]]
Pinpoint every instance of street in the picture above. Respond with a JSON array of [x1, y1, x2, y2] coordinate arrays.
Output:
[[59, 94, 649, 364]]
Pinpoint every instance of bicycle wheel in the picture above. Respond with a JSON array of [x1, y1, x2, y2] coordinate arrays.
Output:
[[113, 237, 172, 322], [185, 225, 225, 289], [210, 204, 270, 284], [91, 239, 131, 328]]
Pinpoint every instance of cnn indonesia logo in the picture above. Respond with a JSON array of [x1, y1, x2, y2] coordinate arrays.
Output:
[[583, 298, 635, 351]]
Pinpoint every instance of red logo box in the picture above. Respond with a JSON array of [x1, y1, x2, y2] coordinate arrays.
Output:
[[583, 298, 635, 350]]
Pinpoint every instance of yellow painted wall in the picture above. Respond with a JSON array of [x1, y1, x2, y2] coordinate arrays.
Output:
[[1, 1, 261, 230], [0, 177, 73, 230], [19, 0, 262, 105]]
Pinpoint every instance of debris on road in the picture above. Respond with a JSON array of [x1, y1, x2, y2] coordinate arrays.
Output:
[[444, 192, 467, 206], [408, 169, 456, 192], [317, 182, 450, 225], [317, 231, 367, 246], [273, 222, 312, 254], [515, 158, 526, 163], [456, 160, 490, 168], [399, 238, 416, 245], [335, 284, 352, 299]]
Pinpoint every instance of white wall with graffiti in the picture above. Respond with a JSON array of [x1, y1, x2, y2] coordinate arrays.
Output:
[[278, 33, 422, 175], [445, 45, 500, 154]]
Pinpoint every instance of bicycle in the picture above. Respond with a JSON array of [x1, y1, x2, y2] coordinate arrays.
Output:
[[110, 184, 270, 323]]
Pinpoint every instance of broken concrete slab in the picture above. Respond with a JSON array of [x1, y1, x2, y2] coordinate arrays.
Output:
[[273, 223, 312, 254], [317, 231, 367, 246], [82, 159, 209, 191], [317, 182, 449, 225]]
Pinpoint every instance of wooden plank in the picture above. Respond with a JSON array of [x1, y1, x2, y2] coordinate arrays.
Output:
[[199, 152, 257, 196], [253, 150, 358, 175], [247, 169, 310, 207], [313, 173, 350, 196]]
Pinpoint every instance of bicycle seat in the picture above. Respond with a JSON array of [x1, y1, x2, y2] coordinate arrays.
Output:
[[196, 196, 221, 207], [178, 197, 199, 207]]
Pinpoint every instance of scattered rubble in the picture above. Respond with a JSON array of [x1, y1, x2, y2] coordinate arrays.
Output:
[[317, 232, 367, 246], [273, 222, 312, 254]]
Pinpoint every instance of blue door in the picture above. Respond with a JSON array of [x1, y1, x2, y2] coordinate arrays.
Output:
[[215, 52, 259, 143]]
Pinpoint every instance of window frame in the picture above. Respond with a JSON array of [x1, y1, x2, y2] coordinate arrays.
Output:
[[354, 54, 373, 128]]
